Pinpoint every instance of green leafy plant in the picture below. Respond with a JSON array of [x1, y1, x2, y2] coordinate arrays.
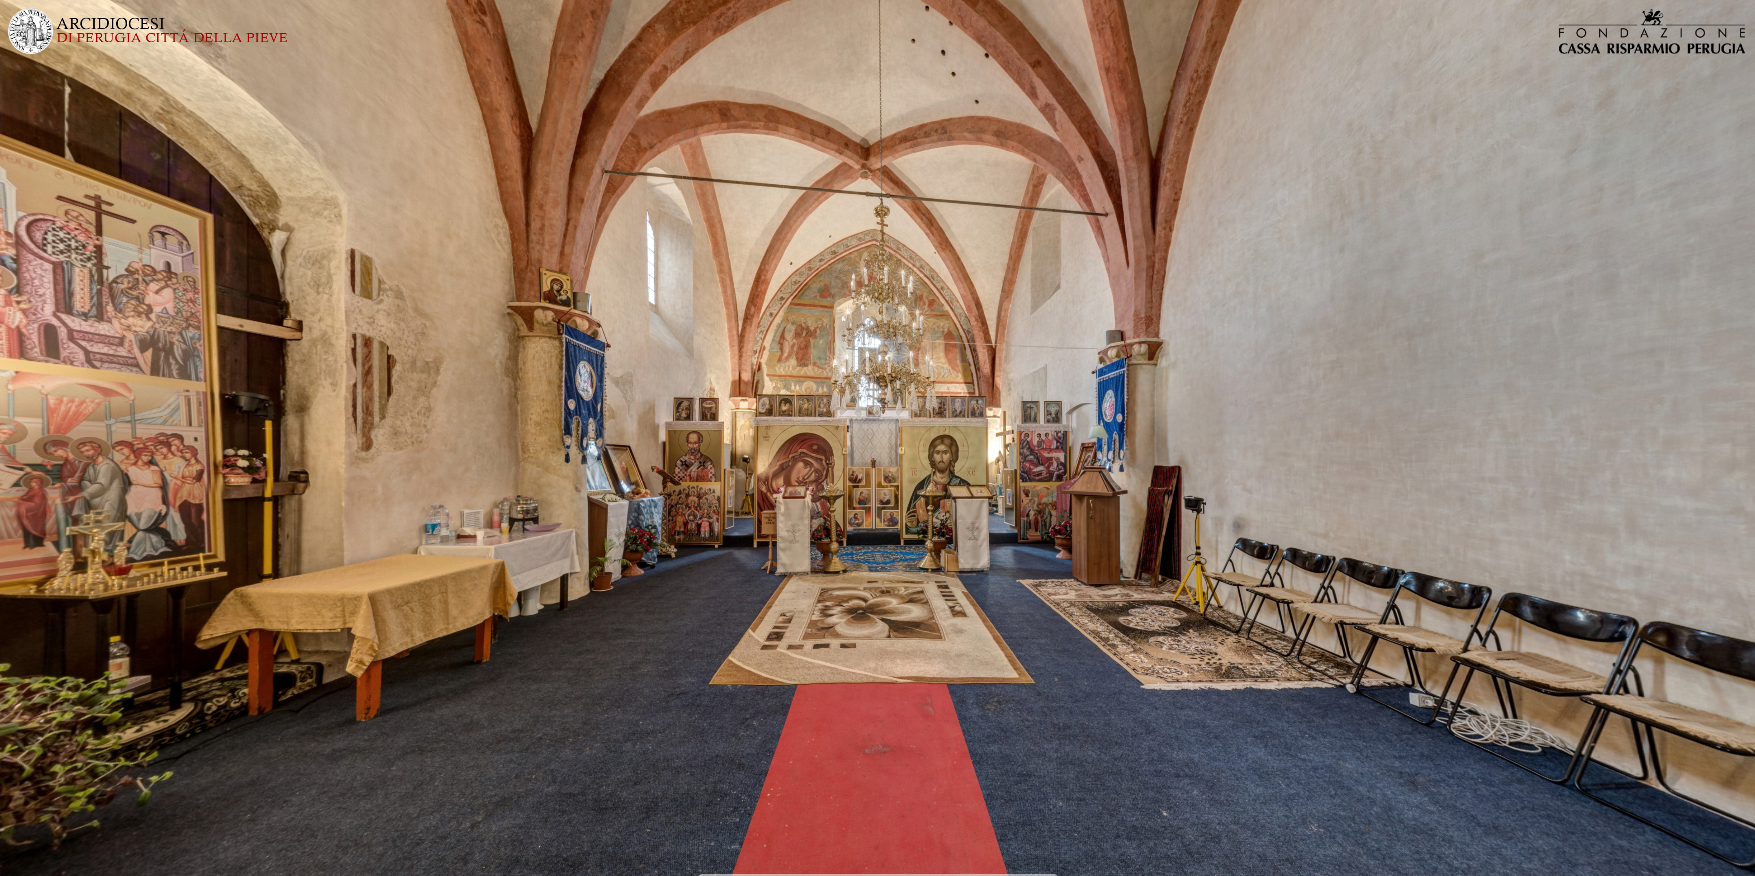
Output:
[[1, 666, 170, 849], [587, 537, 617, 579]]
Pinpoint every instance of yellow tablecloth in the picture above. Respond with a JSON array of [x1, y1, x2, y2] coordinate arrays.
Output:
[[196, 555, 514, 676]]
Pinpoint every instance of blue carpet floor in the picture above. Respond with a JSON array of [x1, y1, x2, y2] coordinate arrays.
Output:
[[2, 545, 1744, 874]]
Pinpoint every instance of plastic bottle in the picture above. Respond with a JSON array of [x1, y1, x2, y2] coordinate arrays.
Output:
[[108, 636, 131, 680], [423, 504, 443, 545], [439, 509, 456, 544]]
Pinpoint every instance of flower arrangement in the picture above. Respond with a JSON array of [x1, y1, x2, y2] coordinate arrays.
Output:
[[1048, 518, 1072, 539], [810, 515, 844, 543], [930, 512, 954, 542], [220, 449, 266, 485], [0, 666, 171, 849], [623, 524, 659, 555]]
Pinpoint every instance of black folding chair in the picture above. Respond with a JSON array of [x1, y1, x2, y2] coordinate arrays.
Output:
[[1204, 538, 1282, 632], [1344, 571, 1492, 724], [1570, 622, 1755, 868], [1444, 593, 1639, 781], [1285, 558, 1402, 682], [1239, 548, 1335, 653]]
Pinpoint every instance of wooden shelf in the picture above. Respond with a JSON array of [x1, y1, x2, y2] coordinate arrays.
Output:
[[222, 480, 308, 500]]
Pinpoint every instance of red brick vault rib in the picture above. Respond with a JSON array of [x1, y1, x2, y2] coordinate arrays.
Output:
[[735, 683, 1007, 874]]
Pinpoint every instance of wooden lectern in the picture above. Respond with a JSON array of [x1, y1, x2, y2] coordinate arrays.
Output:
[[1066, 467, 1127, 586]]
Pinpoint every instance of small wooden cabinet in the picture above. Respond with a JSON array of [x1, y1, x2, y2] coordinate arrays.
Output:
[[1067, 468, 1127, 586]]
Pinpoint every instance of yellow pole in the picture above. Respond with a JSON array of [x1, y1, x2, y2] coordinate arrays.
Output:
[[261, 418, 274, 579]]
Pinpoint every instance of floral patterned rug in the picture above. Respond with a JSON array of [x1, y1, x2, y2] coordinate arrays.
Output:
[[713, 572, 1031, 685], [1021, 579, 1391, 690], [807, 545, 928, 572]]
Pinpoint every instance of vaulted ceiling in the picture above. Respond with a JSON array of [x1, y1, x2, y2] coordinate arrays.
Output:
[[450, 0, 1241, 395]]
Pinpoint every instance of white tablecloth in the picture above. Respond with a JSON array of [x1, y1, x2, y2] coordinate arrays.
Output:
[[775, 496, 812, 574], [954, 497, 990, 571], [601, 500, 630, 582], [418, 528, 581, 616]]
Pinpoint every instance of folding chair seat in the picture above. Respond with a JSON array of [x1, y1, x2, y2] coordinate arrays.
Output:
[[1443, 593, 1639, 781], [1239, 548, 1335, 651], [1284, 558, 1401, 683], [1344, 570, 1491, 723], [1570, 622, 1755, 869], [1204, 538, 1281, 631]]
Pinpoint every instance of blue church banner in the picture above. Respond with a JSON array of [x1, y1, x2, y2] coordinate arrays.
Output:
[[1096, 358, 1126, 471], [563, 325, 605, 462]]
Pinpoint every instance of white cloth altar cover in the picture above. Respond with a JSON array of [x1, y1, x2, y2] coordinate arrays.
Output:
[[953, 497, 990, 571], [601, 499, 631, 582], [775, 495, 812, 574], [417, 527, 581, 616]]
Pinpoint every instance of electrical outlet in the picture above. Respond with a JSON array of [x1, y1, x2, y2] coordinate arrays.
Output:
[[1409, 692, 1439, 708]]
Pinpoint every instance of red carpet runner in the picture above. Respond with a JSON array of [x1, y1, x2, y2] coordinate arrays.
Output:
[[734, 683, 1007, 874]]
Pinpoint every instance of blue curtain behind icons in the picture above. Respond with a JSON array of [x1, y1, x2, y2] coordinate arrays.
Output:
[[1096, 358, 1126, 471], [562, 326, 606, 462]]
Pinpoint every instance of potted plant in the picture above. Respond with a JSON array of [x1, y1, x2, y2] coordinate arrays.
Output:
[[810, 515, 843, 554], [587, 537, 617, 591], [220, 449, 266, 486], [1, 666, 171, 849], [929, 513, 954, 553], [1049, 518, 1073, 559], [622, 525, 658, 576]]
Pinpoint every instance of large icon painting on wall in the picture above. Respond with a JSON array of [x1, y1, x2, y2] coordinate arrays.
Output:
[[0, 135, 223, 584], [899, 422, 988, 540]]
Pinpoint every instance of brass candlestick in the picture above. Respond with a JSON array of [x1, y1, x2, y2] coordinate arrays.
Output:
[[917, 484, 945, 571], [818, 486, 847, 573]]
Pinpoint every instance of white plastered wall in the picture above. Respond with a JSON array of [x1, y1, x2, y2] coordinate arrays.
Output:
[[1162, 0, 1755, 813]]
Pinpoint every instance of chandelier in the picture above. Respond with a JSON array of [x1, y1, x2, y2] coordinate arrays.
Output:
[[829, 204, 934, 410]]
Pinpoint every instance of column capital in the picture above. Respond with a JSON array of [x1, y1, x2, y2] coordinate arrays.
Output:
[[506, 302, 606, 340], [1097, 337, 1164, 366]]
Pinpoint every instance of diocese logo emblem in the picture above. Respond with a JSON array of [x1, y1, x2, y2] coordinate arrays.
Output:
[[8, 8, 52, 54], [574, 361, 596, 400], [1642, 9, 1663, 25], [1102, 389, 1116, 423]]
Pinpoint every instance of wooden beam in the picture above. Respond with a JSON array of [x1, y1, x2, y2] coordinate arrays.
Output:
[[217, 314, 302, 340]]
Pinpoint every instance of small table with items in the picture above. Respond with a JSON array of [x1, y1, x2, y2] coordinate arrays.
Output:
[[417, 527, 580, 613], [195, 554, 513, 721]]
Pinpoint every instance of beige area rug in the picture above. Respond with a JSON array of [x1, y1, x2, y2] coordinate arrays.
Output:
[[1022, 579, 1394, 690], [712, 572, 1032, 685]]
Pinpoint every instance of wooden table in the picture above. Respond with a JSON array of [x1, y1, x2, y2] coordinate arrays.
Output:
[[0, 571, 226, 707], [195, 555, 513, 721]]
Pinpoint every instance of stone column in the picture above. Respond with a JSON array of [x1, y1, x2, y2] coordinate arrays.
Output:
[[509, 303, 604, 603], [1097, 338, 1164, 580]]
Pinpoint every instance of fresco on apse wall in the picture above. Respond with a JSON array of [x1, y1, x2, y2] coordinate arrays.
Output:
[[0, 136, 223, 584], [760, 245, 977, 396]]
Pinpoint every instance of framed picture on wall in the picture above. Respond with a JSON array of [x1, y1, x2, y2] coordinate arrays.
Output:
[[756, 395, 775, 417], [605, 444, 647, 497], [847, 468, 866, 487], [949, 397, 967, 418], [698, 398, 720, 421], [673, 397, 694, 421], [796, 395, 815, 418], [1044, 401, 1062, 424], [1074, 441, 1098, 472], [848, 509, 866, 528], [817, 395, 832, 415], [969, 396, 987, 414], [777, 396, 795, 417], [1021, 401, 1040, 424]]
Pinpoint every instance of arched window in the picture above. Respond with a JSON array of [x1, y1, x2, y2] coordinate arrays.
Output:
[[645, 212, 657, 306]]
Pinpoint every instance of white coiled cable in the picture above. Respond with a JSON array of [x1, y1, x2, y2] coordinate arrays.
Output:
[[1443, 703, 1573, 754]]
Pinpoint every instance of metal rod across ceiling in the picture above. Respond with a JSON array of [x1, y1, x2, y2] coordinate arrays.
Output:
[[603, 169, 1105, 217]]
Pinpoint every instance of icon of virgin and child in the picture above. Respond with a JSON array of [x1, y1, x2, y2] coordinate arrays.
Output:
[[756, 432, 836, 521], [905, 434, 971, 536]]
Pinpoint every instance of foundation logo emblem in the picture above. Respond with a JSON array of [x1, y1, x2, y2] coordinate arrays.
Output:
[[1643, 10, 1663, 25], [8, 8, 53, 54]]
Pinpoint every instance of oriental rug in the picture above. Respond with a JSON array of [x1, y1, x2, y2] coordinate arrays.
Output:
[[113, 661, 324, 752], [1021, 579, 1393, 690], [712, 572, 1031, 685], [806, 544, 927, 572]]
